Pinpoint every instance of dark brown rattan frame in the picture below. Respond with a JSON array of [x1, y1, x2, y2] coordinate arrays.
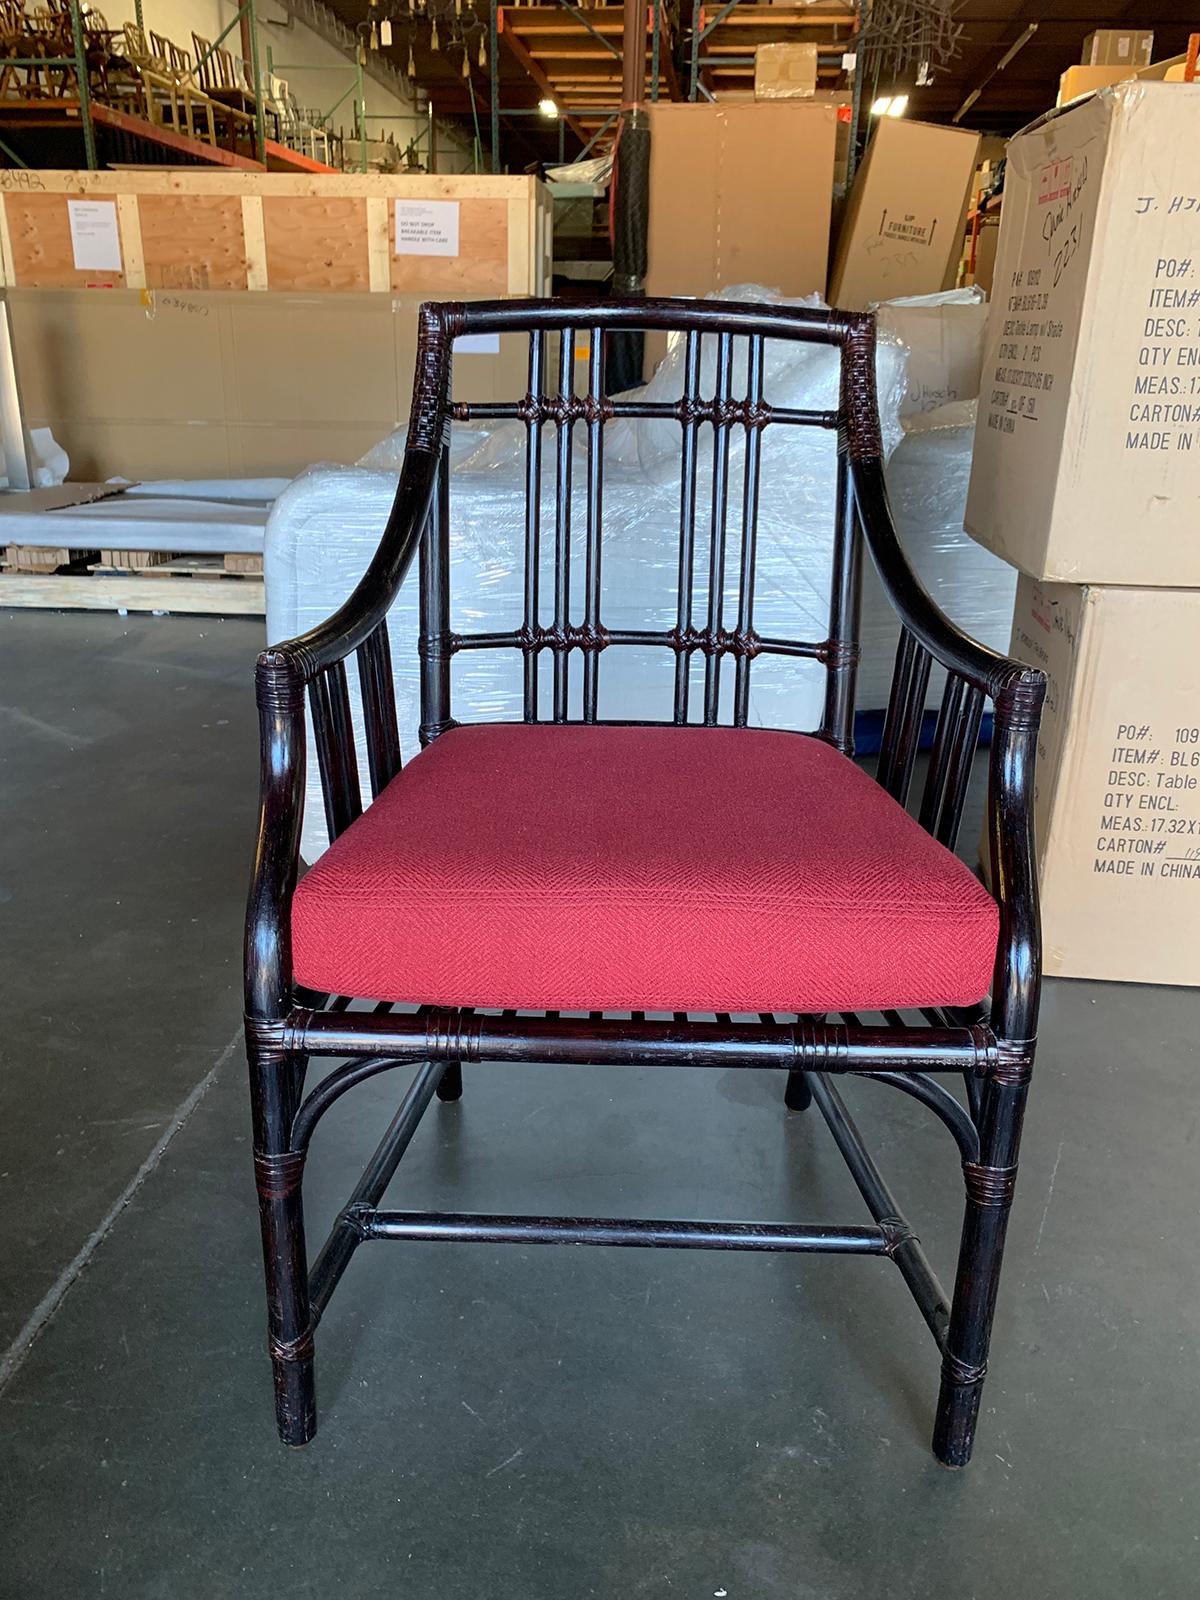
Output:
[[245, 297, 1045, 1468]]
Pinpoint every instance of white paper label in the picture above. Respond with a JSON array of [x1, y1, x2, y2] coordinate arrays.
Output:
[[456, 332, 500, 354], [394, 199, 460, 258], [67, 199, 122, 273]]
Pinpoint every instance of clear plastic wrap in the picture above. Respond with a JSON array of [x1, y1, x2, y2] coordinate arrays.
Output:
[[864, 401, 1017, 710], [266, 286, 909, 860]]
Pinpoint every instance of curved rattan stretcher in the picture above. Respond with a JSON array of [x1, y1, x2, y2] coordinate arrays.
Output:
[[244, 297, 1045, 1468]]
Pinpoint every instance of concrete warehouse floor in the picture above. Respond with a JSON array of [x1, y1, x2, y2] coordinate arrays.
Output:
[[1, 610, 1197, 1600]]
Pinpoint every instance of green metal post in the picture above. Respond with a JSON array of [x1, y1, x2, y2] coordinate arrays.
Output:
[[134, 0, 144, 29], [357, 55, 367, 172], [194, 8, 255, 83], [467, 72, 484, 173], [69, 0, 97, 171], [489, 0, 500, 173], [247, 0, 267, 165], [0, 133, 28, 169]]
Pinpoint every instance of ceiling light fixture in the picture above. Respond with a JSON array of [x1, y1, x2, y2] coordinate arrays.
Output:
[[538, 97, 559, 118]]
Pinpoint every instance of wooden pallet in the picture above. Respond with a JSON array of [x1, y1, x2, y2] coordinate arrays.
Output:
[[2, 544, 98, 574], [0, 546, 265, 615], [0, 570, 264, 615], [90, 550, 264, 577]]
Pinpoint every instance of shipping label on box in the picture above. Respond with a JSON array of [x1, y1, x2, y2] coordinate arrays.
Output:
[[966, 84, 1200, 587], [1001, 577, 1200, 986]]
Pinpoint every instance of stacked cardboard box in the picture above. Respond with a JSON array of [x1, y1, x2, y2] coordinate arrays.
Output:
[[966, 83, 1200, 986], [828, 119, 981, 308]]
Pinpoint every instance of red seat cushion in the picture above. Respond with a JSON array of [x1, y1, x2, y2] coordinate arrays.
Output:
[[292, 723, 998, 1014]]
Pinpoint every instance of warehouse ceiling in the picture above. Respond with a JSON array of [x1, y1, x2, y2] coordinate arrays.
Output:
[[904, 0, 1194, 130], [322, 0, 1195, 164]]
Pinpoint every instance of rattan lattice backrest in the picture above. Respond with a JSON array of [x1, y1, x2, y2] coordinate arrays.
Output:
[[406, 298, 882, 752]]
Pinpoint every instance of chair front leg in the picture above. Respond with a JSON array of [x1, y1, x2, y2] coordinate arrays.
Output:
[[248, 1034, 316, 1447], [932, 1062, 1031, 1467]]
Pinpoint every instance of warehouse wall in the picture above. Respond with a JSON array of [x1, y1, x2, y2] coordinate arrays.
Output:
[[106, 0, 475, 171]]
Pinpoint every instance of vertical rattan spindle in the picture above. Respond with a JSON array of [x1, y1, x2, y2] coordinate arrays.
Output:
[[582, 326, 605, 722], [522, 330, 544, 722], [418, 442, 453, 744], [308, 660, 362, 841], [732, 335, 765, 727], [820, 448, 864, 753], [934, 682, 985, 848], [673, 330, 702, 724], [552, 326, 574, 721], [355, 622, 402, 796], [877, 628, 932, 803], [702, 331, 734, 725], [919, 673, 968, 834]]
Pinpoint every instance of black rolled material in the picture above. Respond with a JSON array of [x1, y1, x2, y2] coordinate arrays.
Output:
[[244, 296, 1045, 1467], [607, 109, 650, 393]]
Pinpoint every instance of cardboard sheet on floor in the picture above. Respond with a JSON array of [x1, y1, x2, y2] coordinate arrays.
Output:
[[0, 493, 267, 553]]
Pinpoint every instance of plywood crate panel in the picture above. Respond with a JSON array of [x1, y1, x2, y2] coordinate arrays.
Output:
[[0, 172, 551, 295], [9, 288, 531, 481]]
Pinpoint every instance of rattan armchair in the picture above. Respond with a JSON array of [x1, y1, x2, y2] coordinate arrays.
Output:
[[244, 298, 1045, 1467]]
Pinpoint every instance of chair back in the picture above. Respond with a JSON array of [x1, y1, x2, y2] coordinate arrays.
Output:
[[405, 299, 882, 754]]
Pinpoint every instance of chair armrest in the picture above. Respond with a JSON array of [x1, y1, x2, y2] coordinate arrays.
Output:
[[850, 458, 1045, 1047], [256, 439, 440, 694], [850, 456, 1038, 705], [247, 440, 439, 1021]]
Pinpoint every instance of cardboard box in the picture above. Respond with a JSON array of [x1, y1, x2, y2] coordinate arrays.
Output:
[[645, 102, 835, 300], [827, 119, 980, 309], [1082, 29, 1154, 68], [876, 296, 989, 417], [997, 576, 1200, 986], [1057, 64, 1133, 105], [1136, 53, 1189, 82], [8, 289, 528, 480], [754, 43, 817, 99], [971, 218, 999, 294], [966, 84, 1200, 587]]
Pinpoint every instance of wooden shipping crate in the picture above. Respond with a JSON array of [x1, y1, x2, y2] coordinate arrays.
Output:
[[8, 288, 532, 480], [0, 171, 552, 296]]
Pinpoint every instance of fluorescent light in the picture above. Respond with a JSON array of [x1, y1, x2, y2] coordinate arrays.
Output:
[[538, 98, 559, 118], [870, 93, 909, 117], [888, 93, 908, 117]]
